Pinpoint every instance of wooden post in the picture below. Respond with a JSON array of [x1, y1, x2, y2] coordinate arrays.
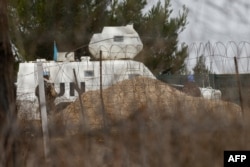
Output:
[[73, 69, 86, 131], [37, 62, 50, 161], [234, 57, 244, 114], [100, 51, 103, 97], [100, 50, 107, 128]]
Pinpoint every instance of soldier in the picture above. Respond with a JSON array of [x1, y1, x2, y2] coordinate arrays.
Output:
[[35, 72, 58, 114], [183, 75, 201, 97]]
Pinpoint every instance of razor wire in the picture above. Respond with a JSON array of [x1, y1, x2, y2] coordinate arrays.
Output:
[[16, 41, 250, 120], [185, 41, 250, 74]]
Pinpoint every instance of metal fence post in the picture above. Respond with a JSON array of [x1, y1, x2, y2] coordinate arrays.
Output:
[[234, 57, 244, 114]]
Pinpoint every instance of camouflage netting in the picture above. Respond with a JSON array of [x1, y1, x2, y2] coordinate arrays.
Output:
[[54, 77, 241, 135]]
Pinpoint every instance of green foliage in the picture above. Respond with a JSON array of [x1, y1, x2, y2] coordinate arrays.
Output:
[[8, 0, 111, 60], [193, 55, 211, 86], [108, 0, 146, 26], [135, 0, 188, 75], [8, 0, 188, 74], [193, 55, 211, 75]]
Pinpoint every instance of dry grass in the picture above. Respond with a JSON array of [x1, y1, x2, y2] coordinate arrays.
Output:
[[56, 77, 241, 134], [4, 77, 249, 167]]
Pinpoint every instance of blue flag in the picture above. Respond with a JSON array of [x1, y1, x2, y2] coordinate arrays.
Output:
[[53, 41, 58, 61]]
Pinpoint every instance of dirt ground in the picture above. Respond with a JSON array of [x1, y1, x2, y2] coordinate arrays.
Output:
[[4, 77, 249, 167]]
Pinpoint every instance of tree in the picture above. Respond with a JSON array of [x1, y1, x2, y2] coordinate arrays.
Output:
[[0, 0, 16, 128], [0, 0, 17, 166], [8, 0, 188, 75], [193, 55, 211, 86], [108, 0, 147, 27], [193, 55, 210, 75], [8, 0, 111, 60], [135, 0, 188, 75]]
